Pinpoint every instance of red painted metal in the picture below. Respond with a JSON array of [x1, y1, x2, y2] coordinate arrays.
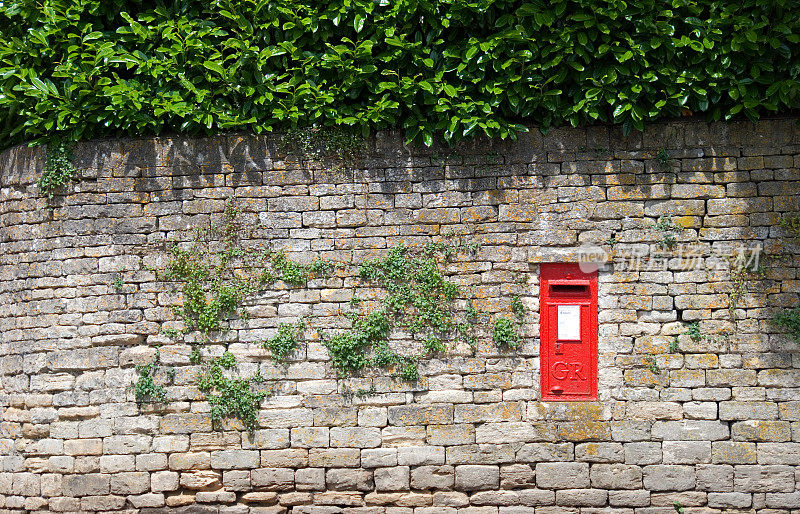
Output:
[[540, 263, 598, 401]]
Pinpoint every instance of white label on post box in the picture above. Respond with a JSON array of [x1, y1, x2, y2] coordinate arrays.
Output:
[[558, 305, 581, 340]]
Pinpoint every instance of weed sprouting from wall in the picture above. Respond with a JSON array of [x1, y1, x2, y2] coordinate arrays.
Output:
[[492, 294, 528, 349], [148, 199, 333, 428], [38, 138, 76, 201], [197, 351, 268, 430], [779, 214, 800, 244], [132, 349, 174, 406], [263, 319, 306, 361], [775, 308, 800, 343], [492, 317, 521, 349], [655, 148, 671, 171], [727, 248, 766, 316], [773, 214, 800, 342], [653, 215, 680, 249], [323, 241, 483, 380], [146, 199, 521, 429]]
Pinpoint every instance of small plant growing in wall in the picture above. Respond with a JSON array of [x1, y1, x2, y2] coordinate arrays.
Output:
[[726, 248, 766, 315], [492, 295, 528, 349], [644, 355, 661, 375], [685, 321, 702, 342], [323, 240, 483, 380], [150, 199, 332, 428], [111, 274, 124, 293], [162, 328, 181, 340], [197, 351, 268, 430], [683, 320, 730, 348], [38, 138, 76, 202], [263, 319, 306, 361], [655, 148, 671, 171], [653, 215, 680, 249], [775, 308, 800, 343], [146, 199, 521, 429], [341, 385, 378, 402], [493, 318, 521, 348], [132, 349, 174, 406], [779, 214, 800, 244]]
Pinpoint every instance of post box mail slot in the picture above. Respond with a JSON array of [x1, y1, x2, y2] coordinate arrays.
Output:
[[540, 263, 598, 401], [549, 284, 590, 298]]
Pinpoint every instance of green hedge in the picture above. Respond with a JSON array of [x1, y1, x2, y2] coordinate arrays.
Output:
[[1, 0, 799, 149]]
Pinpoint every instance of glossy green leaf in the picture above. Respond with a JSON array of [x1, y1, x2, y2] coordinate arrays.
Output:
[[203, 61, 226, 76], [0, 0, 797, 149]]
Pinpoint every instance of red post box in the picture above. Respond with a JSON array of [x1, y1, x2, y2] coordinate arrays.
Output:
[[540, 263, 598, 401]]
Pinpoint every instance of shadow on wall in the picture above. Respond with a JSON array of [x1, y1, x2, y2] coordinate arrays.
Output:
[[0, 143, 43, 188]]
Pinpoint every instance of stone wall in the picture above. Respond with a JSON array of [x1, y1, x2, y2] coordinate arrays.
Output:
[[1, 118, 800, 513]]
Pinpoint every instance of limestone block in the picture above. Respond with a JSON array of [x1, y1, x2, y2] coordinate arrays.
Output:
[[374, 466, 410, 492], [590, 464, 642, 490], [766, 492, 800, 509], [151, 470, 179, 492], [708, 492, 752, 509], [475, 422, 550, 444], [99, 454, 136, 473], [712, 441, 757, 464], [388, 405, 454, 426], [719, 401, 779, 421], [516, 443, 574, 463], [733, 465, 795, 492], [251, 468, 294, 491], [396, 446, 445, 466], [454, 465, 499, 491], [329, 427, 382, 448], [358, 407, 388, 427], [169, 452, 211, 470], [696, 464, 734, 492], [446, 444, 515, 465], [651, 420, 729, 441], [326, 468, 373, 491], [410, 465, 455, 490], [195, 490, 236, 503], [535, 462, 589, 489], [731, 420, 792, 442], [662, 441, 711, 464], [642, 465, 695, 491], [291, 427, 329, 448], [575, 442, 625, 463], [555, 488, 608, 507], [243, 429, 291, 450], [608, 489, 650, 507], [102, 434, 151, 454], [109, 471, 150, 495], [62, 474, 109, 497], [308, 448, 360, 468], [498, 463, 535, 489], [261, 449, 309, 468], [80, 495, 126, 511], [210, 450, 260, 470], [295, 468, 325, 491], [361, 448, 397, 468]]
